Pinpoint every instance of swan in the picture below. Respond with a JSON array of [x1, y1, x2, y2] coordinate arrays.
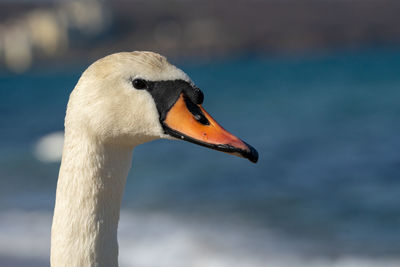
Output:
[[50, 51, 258, 267]]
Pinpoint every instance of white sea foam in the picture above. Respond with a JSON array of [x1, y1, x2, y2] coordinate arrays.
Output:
[[34, 132, 64, 162], [0, 210, 398, 267]]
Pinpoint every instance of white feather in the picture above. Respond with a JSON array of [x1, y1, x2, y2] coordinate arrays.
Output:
[[51, 51, 190, 267]]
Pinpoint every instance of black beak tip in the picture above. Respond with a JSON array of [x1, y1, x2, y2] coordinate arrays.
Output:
[[243, 142, 259, 163]]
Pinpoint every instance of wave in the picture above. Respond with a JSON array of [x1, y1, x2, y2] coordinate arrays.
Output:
[[34, 132, 64, 163], [0, 210, 399, 267]]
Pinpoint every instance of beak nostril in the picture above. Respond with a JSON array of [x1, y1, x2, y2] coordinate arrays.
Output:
[[193, 113, 209, 125], [183, 95, 210, 126]]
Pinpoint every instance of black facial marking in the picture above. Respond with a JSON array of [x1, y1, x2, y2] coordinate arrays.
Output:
[[184, 85, 204, 105], [183, 94, 209, 125], [142, 79, 204, 122]]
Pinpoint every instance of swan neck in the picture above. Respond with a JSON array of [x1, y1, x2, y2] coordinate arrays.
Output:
[[51, 131, 133, 267]]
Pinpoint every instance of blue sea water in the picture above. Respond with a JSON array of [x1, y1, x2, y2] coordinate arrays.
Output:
[[0, 49, 400, 266]]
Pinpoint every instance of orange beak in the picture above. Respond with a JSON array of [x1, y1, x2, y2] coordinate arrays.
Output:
[[162, 94, 258, 163]]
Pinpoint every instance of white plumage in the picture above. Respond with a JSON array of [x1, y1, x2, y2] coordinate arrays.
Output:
[[51, 51, 257, 267]]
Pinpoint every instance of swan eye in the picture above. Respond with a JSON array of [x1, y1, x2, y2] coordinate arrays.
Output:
[[132, 79, 147, 90]]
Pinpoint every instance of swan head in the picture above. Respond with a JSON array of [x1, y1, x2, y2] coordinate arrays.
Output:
[[66, 51, 258, 163]]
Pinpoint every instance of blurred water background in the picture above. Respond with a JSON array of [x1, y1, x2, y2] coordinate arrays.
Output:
[[1, 1, 400, 267]]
